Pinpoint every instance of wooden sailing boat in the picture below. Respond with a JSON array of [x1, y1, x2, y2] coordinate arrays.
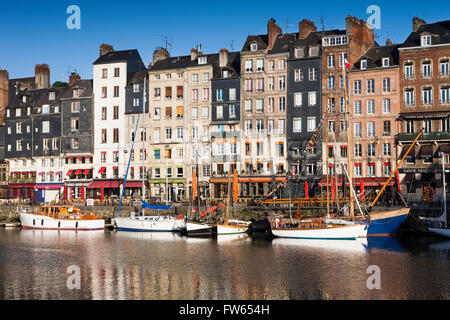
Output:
[[214, 169, 250, 235], [269, 52, 369, 240]]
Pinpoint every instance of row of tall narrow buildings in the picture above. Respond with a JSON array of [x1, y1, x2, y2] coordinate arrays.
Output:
[[0, 15, 449, 205]]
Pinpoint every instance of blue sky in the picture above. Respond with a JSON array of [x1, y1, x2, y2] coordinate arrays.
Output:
[[0, 0, 448, 82]]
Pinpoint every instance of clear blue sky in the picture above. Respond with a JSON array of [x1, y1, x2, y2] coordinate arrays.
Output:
[[0, 0, 448, 83]]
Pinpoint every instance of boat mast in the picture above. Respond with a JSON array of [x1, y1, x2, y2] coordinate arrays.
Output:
[[442, 153, 448, 228], [342, 52, 354, 217], [225, 168, 232, 225], [142, 75, 147, 214], [325, 104, 330, 218]]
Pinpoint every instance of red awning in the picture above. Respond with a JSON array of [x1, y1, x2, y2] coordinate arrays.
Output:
[[98, 167, 106, 174], [83, 169, 91, 175], [36, 184, 64, 190], [318, 177, 395, 187], [66, 170, 74, 176], [74, 169, 83, 175], [38, 172, 44, 176], [124, 181, 143, 188], [87, 180, 121, 189]]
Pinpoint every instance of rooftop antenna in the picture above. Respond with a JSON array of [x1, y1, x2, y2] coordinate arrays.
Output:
[[161, 34, 173, 53], [230, 40, 234, 52], [284, 18, 295, 33], [320, 16, 325, 31]]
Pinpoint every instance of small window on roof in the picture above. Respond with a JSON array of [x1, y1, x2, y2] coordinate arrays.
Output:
[[361, 60, 368, 70], [421, 35, 431, 47], [382, 58, 390, 67], [49, 92, 55, 100], [309, 46, 319, 57], [295, 48, 305, 58], [250, 43, 258, 51], [198, 57, 207, 64]]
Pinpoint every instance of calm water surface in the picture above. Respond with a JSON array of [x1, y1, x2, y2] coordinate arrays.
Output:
[[0, 229, 449, 300]]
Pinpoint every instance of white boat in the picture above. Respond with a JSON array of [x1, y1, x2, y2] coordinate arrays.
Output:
[[184, 221, 213, 237], [19, 205, 104, 231], [215, 220, 250, 235], [270, 219, 368, 240], [114, 212, 184, 232], [271, 237, 368, 253]]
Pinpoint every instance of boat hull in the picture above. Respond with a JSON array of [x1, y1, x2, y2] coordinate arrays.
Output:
[[368, 208, 409, 236], [19, 213, 104, 231], [271, 223, 368, 240], [185, 222, 213, 237], [428, 228, 450, 238], [115, 217, 183, 232], [216, 224, 248, 235]]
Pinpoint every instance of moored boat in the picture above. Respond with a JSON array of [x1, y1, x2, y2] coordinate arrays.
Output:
[[19, 205, 104, 231], [114, 211, 184, 232], [368, 208, 410, 236], [215, 220, 250, 235], [184, 221, 214, 237]]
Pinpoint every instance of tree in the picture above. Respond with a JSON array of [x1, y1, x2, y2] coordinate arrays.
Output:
[[53, 81, 68, 88]]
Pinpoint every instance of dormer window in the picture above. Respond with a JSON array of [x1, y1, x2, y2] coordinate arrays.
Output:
[[49, 92, 55, 100], [73, 89, 79, 98], [198, 57, 207, 65], [22, 96, 27, 103], [309, 46, 319, 57], [42, 104, 50, 114], [222, 70, 230, 78], [6, 109, 10, 118], [361, 60, 368, 70], [421, 35, 432, 46], [295, 48, 305, 58], [133, 83, 140, 93], [382, 58, 390, 67], [250, 43, 258, 51]]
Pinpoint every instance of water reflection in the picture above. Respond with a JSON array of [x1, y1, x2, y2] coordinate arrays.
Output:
[[1, 229, 449, 300]]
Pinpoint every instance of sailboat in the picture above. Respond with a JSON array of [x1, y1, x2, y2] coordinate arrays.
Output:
[[114, 75, 184, 232], [214, 169, 250, 236], [269, 52, 369, 240], [422, 152, 450, 238]]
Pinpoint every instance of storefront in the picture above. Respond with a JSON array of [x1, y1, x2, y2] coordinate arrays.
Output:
[[36, 183, 64, 203], [87, 180, 121, 201]]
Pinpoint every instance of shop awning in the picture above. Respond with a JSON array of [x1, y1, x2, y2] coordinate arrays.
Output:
[[66, 170, 74, 176], [87, 180, 121, 189], [36, 184, 64, 190], [418, 145, 434, 158], [98, 167, 106, 174], [124, 181, 143, 188], [437, 144, 450, 156], [74, 169, 83, 175], [400, 145, 415, 158], [83, 169, 91, 175]]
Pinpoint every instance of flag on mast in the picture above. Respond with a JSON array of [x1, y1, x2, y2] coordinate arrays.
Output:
[[343, 53, 350, 69]]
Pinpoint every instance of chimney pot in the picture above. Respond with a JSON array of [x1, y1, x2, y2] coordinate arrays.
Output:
[[412, 17, 426, 32], [69, 72, 81, 86], [298, 19, 317, 39], [267, 18, 282, 50], [100, 43, 114, 56], [35, 64, 50, 89]]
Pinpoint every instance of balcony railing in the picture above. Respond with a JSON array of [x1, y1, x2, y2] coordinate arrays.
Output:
[[398, 131, 450, 142]]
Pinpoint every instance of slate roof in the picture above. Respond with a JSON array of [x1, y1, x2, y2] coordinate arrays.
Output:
[[268, 33, 296, 55], [60, 79, 93, 99], [127, 70, 148, 85], [241, 35, 269, 52], [212, 52, 241, 79], [401, 20, 450, 48], [149, 55, 191, 72], [351, 44, 400, 70], [93, 49, 142, 65]]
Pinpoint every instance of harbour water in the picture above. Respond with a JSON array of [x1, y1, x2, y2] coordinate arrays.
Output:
[[0, 229, 449, 300]]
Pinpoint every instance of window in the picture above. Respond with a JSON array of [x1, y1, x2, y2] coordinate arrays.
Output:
[[133, 98, 140, 106], [16, 122, 22, 134], [42, 121, 50, 133], [423, 87, 433, 105], [308, 92, 317, 106], [367, 100, 375, 114], [154, 108, 161, 120], [245, 60, 253, 72], [441, 86, 450, 104], [293, 118, 302, 132], [422, 61, 432, 78], [217, 89, 224, 101], [278, 59, 286, 71], [202, 107, 209, 118], [382, 58, 390, 67], [244, 79, 253, 92], [113, 128, 119, 143], [440, 59, 449, 77], [295, 69, 303, 82], [383, 121, 391, 136], [216, 105, 223, 119], [294, 93, 302, 107], [383, 78, 391, 92], [268, 77, 274, 91], [166, 127, 172, 140], [383, 143, 391, 156], [192, 89, 198, 102], [278, 76, 285, 90], [355, 144, 362, 157], [113, 106, 119, 119], [198, 57, 207, 64], [192, 107, 198, 119], [244, 100, 252, 113], [244, 120, 252, 134], [367, 122, 375, 137], [154, 88, 161, 98], [229, 88, 237, 101], [202, 72, 209, 82], [43, 139, 49, 150], [367, 79, 375, 93], [256, 119, 264, 134], [368, 144, 376, 157], [16, 140, 22, 151], [354, 101, 362, 115], [113, 152, 119, 162], [276, 143, 284, 157], [202, 88, 209, 101], [406, 120, 414, 134], [354, 80, 361, 94], [368, 164, 375, 177], [256, 78, 264, 92], [229, 105, 237, 118], [307, 117, 316, 132], [114, 68, 120, 77], [354, 123, 362, 138], [278, 119, 285, 134], [309, 68, 318, 81], [177, 127, 184, 139], [278, 97, 286, 112], [328, 120, 335, 132], [101, 87, 107, 98], [49, 92, 55, 100], [383, 99, 391, 113], [113, 86, 119, 97], [133, 83, 140, 93], [361, 60, 368, 70], [405, 89, 415, 106], [154, 149, 160, 160], [423, 119, 432, 133], [101, 129, 107, 143], [71, 138, 79, 149], [71, 118, 79, 131], [154, 128, 160, 143], [354, 165, 362, 177], [102, 68, 108, 78], [328, 76, 335, 89], [328, 55, 335, 68], [165, 86, 172, 99], [327, 98, 335, 113], [404, 63, 414, 79], [256, 59, 264, 72], [256, 99, 264, 113], [421, 35, 431, 47]]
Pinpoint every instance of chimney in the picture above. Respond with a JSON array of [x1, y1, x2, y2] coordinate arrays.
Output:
[[345, 16, 375, 64], [413, 17, 426, 32], [100, 43, 114, 56], [35, 64, 50, 89], [69, 72, 81, 86], [219, 48, 229, 67], [153, 47, 170, 64], [298, 19, 317, 39], [267, 18, 282, 50], [0, 68, 9, 120], [191, 48, 199, 61], [386, 38, 392, 46]]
